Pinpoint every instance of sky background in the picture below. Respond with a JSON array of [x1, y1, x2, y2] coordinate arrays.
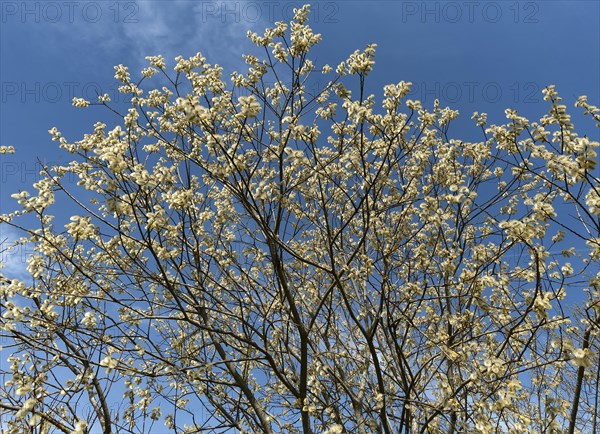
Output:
[[0, 1, 599, 430], [0, 0, 599, 275]]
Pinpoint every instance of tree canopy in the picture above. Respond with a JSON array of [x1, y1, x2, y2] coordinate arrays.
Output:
[[1, 4, 599, 433]]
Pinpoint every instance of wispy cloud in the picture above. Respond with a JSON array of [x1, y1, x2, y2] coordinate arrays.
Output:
[[0, 225, 33, 282], [36, 0, 269, 74]]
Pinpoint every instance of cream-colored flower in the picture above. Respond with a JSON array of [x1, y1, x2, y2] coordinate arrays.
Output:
[[100, 355, 118, 373], [586, 187, 600, 217], [346, 44, 377, 75], [114, 64, 130, 83], [71, 419, 88, 434], [72, 97, 90, 108], [145, 54, 166, 69], [81, 311, 97, 328], [15, 398, 37, 419], [571, 348, 594, 368], [237, 95, 261, 118]]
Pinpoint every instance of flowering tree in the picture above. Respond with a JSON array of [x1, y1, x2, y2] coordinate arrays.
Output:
[[1, 5, 599, 433]]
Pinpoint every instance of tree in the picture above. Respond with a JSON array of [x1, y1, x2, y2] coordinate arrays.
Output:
[[1, 4, 599, 433]]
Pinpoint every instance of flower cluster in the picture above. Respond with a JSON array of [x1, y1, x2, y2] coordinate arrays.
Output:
[[571, 347, 594, 368], [65, 215, 96, 239], [236, 95, 262, 119], [72, 97, 90, 108], [586, 187, 600, 217], [114, 64, 130, 83], [346, 44, 377, 75]]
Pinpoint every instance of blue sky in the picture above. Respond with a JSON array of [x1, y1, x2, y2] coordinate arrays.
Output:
[[0, 2, 599, 431], [0, 1, 598, 271]]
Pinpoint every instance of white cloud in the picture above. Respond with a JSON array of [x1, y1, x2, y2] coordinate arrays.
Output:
[[0, 226, 33, 282], [45, 0, 268, 73]]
